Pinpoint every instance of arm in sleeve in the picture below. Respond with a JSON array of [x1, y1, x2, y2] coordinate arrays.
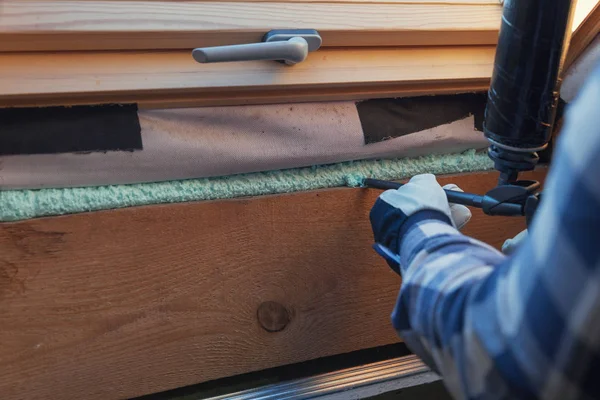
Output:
[[393, 65, 600, 400]]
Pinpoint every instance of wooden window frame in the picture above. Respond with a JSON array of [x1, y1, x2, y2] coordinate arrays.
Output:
[[2, 0, 503, 51], [0, 0, 597, 109]]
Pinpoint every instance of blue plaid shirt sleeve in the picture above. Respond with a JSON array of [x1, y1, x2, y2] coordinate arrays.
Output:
[[391, 64, 600, 400]]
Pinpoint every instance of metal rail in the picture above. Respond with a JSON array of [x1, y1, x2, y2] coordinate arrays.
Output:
[[206, 355, 439, 400]]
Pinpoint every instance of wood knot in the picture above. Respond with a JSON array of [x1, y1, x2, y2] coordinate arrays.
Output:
[[257, 301, 290, 332]]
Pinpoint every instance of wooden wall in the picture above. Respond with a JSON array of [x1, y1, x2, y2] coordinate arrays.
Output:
[[0, 170, 545, 399]]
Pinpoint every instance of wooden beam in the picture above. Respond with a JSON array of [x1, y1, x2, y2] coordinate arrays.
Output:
[[0, 22, 591, 109], [6, 0, 595, 54], [0, 169, 546, 399], [134, 81, 490, 109], [69, 0, 500, 3], [0, 1, 502, 52], [0, 46, 495, 108]]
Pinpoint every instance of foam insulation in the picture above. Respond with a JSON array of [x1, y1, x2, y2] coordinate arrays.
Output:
[[0, 150, 493, 222], [0, 102, 488, 189]]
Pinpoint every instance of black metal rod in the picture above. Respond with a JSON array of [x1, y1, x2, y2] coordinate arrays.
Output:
[[363, 178, 483, 208], [362, 178, 403, 191]]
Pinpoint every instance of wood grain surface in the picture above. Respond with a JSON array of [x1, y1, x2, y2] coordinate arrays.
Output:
[[0, 18, 593, 110], [3, 0, 595, 53], [0, 46, 494, 108], [0, 1, 502, 51], [67, 0, 500, 3], [0, 169, 546, 399]]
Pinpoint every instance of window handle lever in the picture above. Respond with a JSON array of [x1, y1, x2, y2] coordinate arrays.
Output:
[[192, 29, 322, 66]]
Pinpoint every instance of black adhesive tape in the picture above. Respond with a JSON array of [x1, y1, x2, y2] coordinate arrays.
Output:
[[357, 93, 486, 145], [0, 104, 142, 156]]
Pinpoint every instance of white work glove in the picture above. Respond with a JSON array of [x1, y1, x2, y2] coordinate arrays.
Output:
[[502, 229, 527, 255], [370, 174, 472, 274], [441, 183, 472, 230], [376, 174, 472, 230]]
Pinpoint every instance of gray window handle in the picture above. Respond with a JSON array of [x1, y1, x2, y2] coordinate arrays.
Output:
[[192, 29, 322, 66]]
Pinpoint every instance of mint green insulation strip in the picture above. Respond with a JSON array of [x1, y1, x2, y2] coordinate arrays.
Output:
[[0, 150, 493, 222]]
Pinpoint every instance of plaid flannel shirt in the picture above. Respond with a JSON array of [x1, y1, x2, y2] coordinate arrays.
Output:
[[377, 64, 600, 399]]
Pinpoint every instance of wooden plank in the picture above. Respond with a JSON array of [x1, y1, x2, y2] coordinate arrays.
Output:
[[0, 1, 502, 51], [5, 0, 595, 53], [71, 0, 500, 3], [566, 1, 600, 69], [0, 169, 546, 399], [0, 80, 490, 109], [134, 80, 490, 109], [0, 46, 495, 108], [0, 26, 590, 109]]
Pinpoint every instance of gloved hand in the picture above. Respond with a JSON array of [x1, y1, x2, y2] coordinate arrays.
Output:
[[369, 174, 471, 273], [502, 229, 527, 255]]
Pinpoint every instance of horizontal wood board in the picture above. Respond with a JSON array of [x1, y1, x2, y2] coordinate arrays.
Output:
[[0, 1, 503, 51], [57, 0, 500, 3], [0, 169, 546, 399], [0, 46, 495, 108], [0, 22, 594, 109], [2, 0, 594, 53]]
